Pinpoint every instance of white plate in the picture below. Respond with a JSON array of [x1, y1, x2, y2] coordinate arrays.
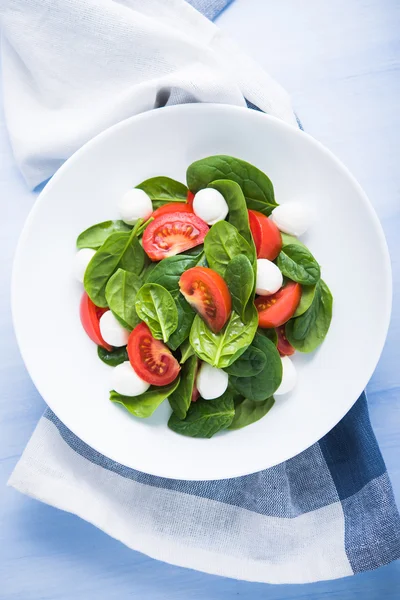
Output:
[[12, 104, 391, 480]]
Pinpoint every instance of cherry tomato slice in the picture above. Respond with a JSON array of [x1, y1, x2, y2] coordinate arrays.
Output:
[[80, 292, 112, 350], [142, 212, 209, 261], [179, 266, 232, 333], [152, 203, 193, 219], [127, 322, 180, 386], [187, 190, 195, 207], [255, 282, 301, 328], [248, 209, 282, 260], [276, 325, 295, 356]]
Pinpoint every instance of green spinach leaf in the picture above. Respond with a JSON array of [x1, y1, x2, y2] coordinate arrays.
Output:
[[229, 333, 282, 401], [136, 176, 188, 208], [228, 396, 275, 430], [180, 339, 195, 364], [97, 346, 128, 367], [168, 390, 234, 438], [84, 220, 146, 307], [280, 233, 306, 248], [110, 377, 180, 418], [224, 254, 255, 323], [223, 345, 266, 377], [294, 284, 316, 317], [135, 283, 178, 343], [76, 220, 131, 249], [208, 179, 253, 245], [105, 268, 142, 329], [187, 155, 277, 215], [277, 244, 321, 285], [286, 280, 333, 352], [204, 221, 255, 278], [190, 307, 258, 369], [145, 247, 206, 350], [168, 355, 198, 420], [257, 327, 278, 345]]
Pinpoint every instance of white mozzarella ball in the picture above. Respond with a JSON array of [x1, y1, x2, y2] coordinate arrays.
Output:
[[74, 248, 96, 283], [112, 361, 150, 396], [196, 362, 229, 400], [274, 356, 297, 396], [271, 202, 311, 237], [118, 188, 153, 225], [255, 259, 283, 296], [193, 188, 229, 225], [99, 311, 129, 347]]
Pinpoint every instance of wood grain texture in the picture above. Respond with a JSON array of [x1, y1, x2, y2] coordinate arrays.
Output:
[[1, 0, 399, 597]]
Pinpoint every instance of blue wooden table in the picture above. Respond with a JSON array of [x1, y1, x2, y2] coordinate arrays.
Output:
[[1, 0, 399, 597]]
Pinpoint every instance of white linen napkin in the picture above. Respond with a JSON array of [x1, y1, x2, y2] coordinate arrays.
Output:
[[0, 0, 296, 189]]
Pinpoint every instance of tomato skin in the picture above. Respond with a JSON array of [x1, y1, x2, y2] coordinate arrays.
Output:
[[142, 212, 209, 261], [152, 203, 193, 219], [255, 282, 301, 328], [179, 266, 231, 333], [248, 210, 282, 260], [127, 322, 180, 386], [187, 191, 195, 207], [276, 325, 295, 356], [80, 292, 112, 350]]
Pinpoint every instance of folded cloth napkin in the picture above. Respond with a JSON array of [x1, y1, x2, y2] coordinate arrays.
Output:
[[2, 0, 400, 585]]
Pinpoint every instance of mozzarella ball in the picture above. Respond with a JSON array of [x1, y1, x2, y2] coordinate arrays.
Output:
[[193, 188, 229, 225], [112, 361, 150, 396], [99, 311, 129, 347], [74, 248, 96, 283], [196, 362, 229, 400], [118, 188, 153, 225], [271, 202, 311, 237], [274, 356, 297, 396], [255, 259, 283, 295]]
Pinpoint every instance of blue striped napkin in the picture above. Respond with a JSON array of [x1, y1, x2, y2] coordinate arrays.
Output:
[[8, 0, 400, 584]]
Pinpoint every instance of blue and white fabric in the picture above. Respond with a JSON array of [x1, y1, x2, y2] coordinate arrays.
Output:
[[2, 0, 399, 584]]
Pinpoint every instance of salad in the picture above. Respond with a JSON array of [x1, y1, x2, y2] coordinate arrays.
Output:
[[74, 155, 333, 438]]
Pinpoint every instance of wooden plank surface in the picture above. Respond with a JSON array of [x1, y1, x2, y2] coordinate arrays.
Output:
[[1, 0, 399, 597]]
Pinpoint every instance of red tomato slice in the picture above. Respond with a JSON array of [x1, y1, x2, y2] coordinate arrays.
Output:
[[255, 282, 301, 328], [179, 266, 232, 333], [127, 322, 180, 386], [80, 292, 112, 350], [248, 209, 282, 260], [187, 190, 195, 207], [152, 203, 193, 219], [276, 325, 295, 356], [142, 212, 209, 261]]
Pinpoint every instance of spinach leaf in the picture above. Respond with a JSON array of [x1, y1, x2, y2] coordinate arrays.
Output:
[[84, 220, 146, 307], [294, 284, 316, 317], [105, 268, 142, 329], [97, 346, 128, 366], [180, 339, 195, 364], [223, 345, 266, 377], [277, 244, 321, 285], [187, 155, 277, 215], [168, 355, 198, 420], [208, 179, 253, 245], [286, 280, 333, 352], [146, 247, 206, 350], [136, 176, 188, 208], [190, 307, 258, 369], [168, 390, 234, 438], [76, 220, 131, 250], [280, 233, 306, 248], [224, 254, 254, 323], [230, 333, 282, 401], [257, 327, 278, 345], [110, 377, 180, 418], [204, 221, 255, 278], [135, 283, 178, 343], [228, 396, 275, 430]]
